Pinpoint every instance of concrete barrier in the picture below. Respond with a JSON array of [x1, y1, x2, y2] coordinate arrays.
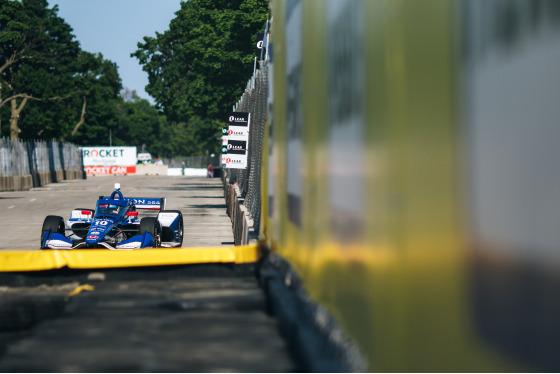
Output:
[[56, 169, 64, 183], [0, 175, 33, 192], [38, 172, 51, 187], [136, 165, 168, 175], [166, 168, 208, 176], [0, 170, 85, 192], [224, 179, 257, 246], [1, 176, 14, 192], [64, 169, 84, 180]]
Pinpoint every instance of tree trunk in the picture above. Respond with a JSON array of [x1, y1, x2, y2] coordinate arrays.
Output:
[[71, 96, 87, 137], [10, 96, 28, 141]]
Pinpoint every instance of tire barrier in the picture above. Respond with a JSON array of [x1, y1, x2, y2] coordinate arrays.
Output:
[[0, 138, 85, 192]]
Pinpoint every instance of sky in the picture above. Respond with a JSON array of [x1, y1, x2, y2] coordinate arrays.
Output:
[[47, 0, 184, 104]]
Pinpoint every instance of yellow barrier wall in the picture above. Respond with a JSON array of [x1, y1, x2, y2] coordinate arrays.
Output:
[[264, 0, 560, 371], [0, 245, 259, 272]]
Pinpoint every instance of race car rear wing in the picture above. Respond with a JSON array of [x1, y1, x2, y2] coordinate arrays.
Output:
[[96, 196, 166, 210], [128, 197, 166, 210]]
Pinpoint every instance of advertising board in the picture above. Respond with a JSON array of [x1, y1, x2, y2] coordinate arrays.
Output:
[[82, 146, 137, 175], [224, 112, 250, 169], [84, 166, 136, 175]]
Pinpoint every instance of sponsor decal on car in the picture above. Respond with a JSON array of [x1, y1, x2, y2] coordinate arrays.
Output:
[[92, 220, 110, 227], [46, 240, 73, 249], [158, 212, 179, 226], [116, 242, 141, 249], [132, 198, 162, 209]]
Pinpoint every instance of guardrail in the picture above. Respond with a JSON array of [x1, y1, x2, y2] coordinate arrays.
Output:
[[0, 138, 85, 192]]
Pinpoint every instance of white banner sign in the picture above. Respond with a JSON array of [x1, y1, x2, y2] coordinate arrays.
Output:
[[227, 126, 250, 140], [224, 112, 250, 169], [224, 154, 248, 169], [82, 146, 137, 166]]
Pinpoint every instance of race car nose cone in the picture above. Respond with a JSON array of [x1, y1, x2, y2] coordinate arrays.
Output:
[[86, 221, 109, 244]]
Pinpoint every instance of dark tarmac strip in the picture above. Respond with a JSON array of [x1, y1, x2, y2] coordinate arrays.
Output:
[[0, 264, 298, 372]]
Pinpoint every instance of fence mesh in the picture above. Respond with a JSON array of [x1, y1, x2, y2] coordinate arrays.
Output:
[[227, 61, 268, 234], [0, 139, 29, 177], [60, 142, 84, 172], [0, 138, 83, 177], [34, 141, 49, 174]]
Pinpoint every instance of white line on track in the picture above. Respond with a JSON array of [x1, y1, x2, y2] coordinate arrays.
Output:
[[7, 206, 15, 209]]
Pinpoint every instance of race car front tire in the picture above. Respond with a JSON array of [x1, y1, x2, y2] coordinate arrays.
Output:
[[159, 210, 184, 246], [41, 215, 65, 249], [139, 217, 161, 248]]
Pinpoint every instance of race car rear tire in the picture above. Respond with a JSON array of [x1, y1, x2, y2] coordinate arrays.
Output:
[[41, 215, 65, 249], [139, 217, 161, 248]]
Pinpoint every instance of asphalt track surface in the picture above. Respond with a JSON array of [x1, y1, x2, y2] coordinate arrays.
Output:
[[0, 175, 235, 250], [0, 176, 298, 372]]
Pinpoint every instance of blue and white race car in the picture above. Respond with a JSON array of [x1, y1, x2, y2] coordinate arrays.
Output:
[[40, 184, 183, 250]]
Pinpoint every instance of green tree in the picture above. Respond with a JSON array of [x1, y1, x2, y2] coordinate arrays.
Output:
[[0, 0, 82, 139], [66, 51, 122, 144], [133, 0, 268, 155], [113, 91, 166, 156], [0, 0, 123, 143]]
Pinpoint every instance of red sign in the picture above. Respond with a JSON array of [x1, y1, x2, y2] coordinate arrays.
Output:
[[85, 166, 136, 175]]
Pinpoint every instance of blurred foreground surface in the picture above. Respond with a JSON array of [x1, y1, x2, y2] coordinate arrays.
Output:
[[0, 265, 296, 372]]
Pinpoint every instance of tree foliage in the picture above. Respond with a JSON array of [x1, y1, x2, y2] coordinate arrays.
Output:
[[133, 0, 268, 154], [0, 0, 123, 141], [0, 0, 268, 158]]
